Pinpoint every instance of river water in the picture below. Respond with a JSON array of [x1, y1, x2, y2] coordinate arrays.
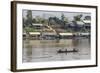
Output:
[[22, 38, 91, 63]]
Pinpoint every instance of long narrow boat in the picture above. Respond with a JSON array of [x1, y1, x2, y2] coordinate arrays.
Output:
[[57, 49, 78, 53]]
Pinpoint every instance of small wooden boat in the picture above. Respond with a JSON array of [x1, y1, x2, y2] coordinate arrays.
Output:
[[57, 48, 78, 53]]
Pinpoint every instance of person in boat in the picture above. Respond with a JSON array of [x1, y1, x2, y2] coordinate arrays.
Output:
[[57, 49, 62, 53], [65, 49, 67, 52], [58, 48, 68, 53], [73, 48, 78, 52]]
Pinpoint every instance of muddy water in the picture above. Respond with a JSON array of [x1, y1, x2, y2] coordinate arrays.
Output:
[[22, 38, 90, 62]]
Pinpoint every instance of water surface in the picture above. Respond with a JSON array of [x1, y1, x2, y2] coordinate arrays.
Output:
[[22, 38, 90, 62]]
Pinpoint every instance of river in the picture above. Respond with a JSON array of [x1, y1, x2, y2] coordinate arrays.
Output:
[[22, 38, 90, 62]]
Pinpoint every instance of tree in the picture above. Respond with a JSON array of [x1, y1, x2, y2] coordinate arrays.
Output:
[[84, 16, 91, 20], [25, 10, 33, 27], [73, 14, 83, 32], [61, 13, 65, 21], [23, 17, 26, 28], [74, 14, 82, 21], [41, 19, 48, 24], [64, 17, 68, 23], [32, 18, 37, 23]]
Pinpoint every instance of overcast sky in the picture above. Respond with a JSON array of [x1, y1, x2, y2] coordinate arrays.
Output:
[[23, 10, 91, 21]]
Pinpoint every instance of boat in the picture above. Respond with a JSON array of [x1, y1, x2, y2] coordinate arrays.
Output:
[[57, 48, 78, 53]]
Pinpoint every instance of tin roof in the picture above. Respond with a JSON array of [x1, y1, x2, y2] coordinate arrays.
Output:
[[59, 33, 73, 36], [32, 24, 43, 26], [83, 20, 91, 24], [29, 32, 40, 35]]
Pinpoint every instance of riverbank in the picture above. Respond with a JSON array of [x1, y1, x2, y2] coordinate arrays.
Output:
[[23, 32, 90, 40]]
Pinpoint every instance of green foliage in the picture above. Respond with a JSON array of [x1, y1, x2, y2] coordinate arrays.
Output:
[[32, 16, 48, 24], [32, 18, 37, 23], [24, 27, 38, 32], [24, 10, 33, 27], [61, 13, 65, 21], [27, 10, 32, 19], [74, 14, 83, 21]]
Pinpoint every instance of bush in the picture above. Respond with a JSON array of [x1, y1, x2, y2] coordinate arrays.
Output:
[[24, 27, 38, 32]]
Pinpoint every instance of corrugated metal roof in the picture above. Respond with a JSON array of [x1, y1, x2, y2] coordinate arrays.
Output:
[[81, 33, 90, 35], [83, 20, 91, 23], [29, 32, 40, 35], [42, 32, 56, 35], [76, 21, 84, 25], [59, 33, 73, 36]]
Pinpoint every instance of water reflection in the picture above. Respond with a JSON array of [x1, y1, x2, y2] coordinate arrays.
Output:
[[23, 38, 90, 63]]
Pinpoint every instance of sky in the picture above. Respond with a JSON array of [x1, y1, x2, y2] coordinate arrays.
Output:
[[23, 10, 91, 21]]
